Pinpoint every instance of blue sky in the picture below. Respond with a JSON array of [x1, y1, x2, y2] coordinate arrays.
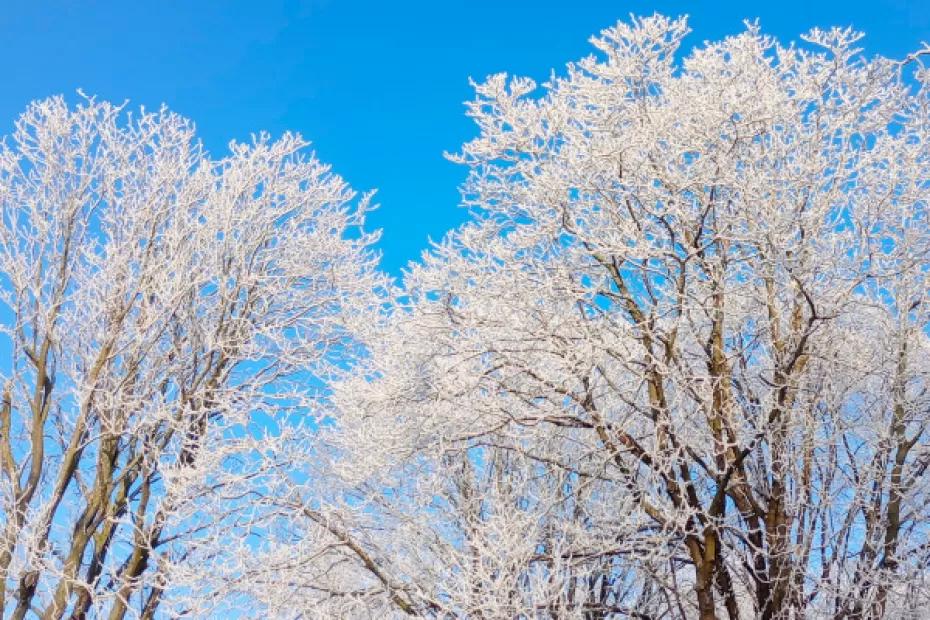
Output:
[[1, 0, 927, 274]]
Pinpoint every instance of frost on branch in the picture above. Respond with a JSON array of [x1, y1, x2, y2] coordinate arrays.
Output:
[[0, 96, 382, 618], [320, 14, 930, 620]]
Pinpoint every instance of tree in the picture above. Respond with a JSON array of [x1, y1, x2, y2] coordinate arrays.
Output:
[[321, 15, 930, 620], [0, 96, 382, 618]]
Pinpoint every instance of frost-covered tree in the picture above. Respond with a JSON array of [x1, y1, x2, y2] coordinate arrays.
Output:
[[319, 15, 930, 620], [0, 97, 381, 618]]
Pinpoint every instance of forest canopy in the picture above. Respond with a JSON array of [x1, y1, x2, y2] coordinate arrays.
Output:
[[1, 14, 930, 620]]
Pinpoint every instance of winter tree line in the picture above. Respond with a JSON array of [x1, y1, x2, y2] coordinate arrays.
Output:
[[0, 13, 929, 620]]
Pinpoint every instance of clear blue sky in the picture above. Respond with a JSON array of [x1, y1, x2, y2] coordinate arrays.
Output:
[[1, 0, 927, 273]]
